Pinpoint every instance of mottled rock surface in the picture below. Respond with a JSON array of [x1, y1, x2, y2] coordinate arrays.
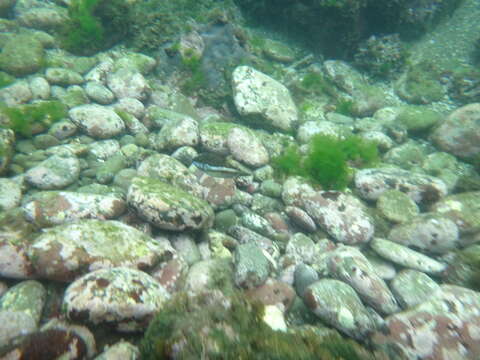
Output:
[[63, 267, 170, 332]]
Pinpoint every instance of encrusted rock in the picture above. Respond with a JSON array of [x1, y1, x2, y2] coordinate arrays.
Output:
[[370, 238, 446, 275], [431, 191, 480, 234], [327, 246, 399, 315], [377, 189, 419, 223], [127, 176, 214, 231], [63, 267, 170, 332], [304, 278, 375, 340], [0, 178, 22, 211], [25, 153, 80, 190], [372, 285, 480, 359], [390, 269, 440, 309], [69, 104, 125, 139], [23, 191, 126, 227], [355, 167, 448, 205], [107, 68, 151, 101], [232, 66, 298, 132], [431, 103, 480, 160], [29, 219, 169, 282], [154, 115, 199, 151], [234, 242, 273, 289], [387, 213, 459, 254], [302, 191, 374, 245], [227, 127, 269, 167]]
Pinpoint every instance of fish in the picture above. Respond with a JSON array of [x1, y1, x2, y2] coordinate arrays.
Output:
[[192, 153, 250, 178]]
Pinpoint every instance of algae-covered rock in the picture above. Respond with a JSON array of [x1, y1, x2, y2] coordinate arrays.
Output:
[[0, 34, 44, 76], [377, 189, 419, 223], [127, 176, 214, 231], [431, 103, 480, 160], [29, 219, 168, 282], [141, 290, 377, 359], [394, 61, 444, 104], [395, 105, 443, 132], [25, 153, 80, 190]]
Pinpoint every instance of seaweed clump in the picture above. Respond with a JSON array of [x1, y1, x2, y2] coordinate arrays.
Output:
[[273, 134, 378, 190], [60, 0, 130, 55], [0, 101, 67, 138], [141, 290, 376, 360]]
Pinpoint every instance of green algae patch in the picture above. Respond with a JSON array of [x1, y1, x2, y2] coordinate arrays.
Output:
[[0, 101, 67, 138], [273, 134, 379, 190], [141, 291, 377, 360]]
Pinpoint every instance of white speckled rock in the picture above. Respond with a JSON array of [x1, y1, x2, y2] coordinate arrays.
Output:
[[355, 167, 448, 205], [29, 219, 169, 282], [63, 267, 170, 332], [25, 153, 80, 190], [388, 213, 459, 254], [370, 238, 446, 275], [107, 68, 150, 101], [69, 104, 125, 139], [303, 191, 374, 245], [372, 285, 480, 359], [227, 127, 269, 167], [0, 178, 21, 211], [127, 176, 214, 231], [154, 115, 199, 151], [232, 66, 298, 132], [304, 278, 375, 340], [327, 246, 399, 315], [23, 191, 126, 227]]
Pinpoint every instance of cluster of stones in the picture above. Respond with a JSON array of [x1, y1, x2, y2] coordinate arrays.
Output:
[[0, 2, 479, 358]]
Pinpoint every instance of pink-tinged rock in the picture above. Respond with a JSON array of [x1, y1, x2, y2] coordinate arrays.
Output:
[[151, 257, 188, 294], [23, 191, 126, 228], [372, 285, 480, 359], [303, 191, 374, 245], [29, 219, 169, 282], [327, 246, 399, 315], [63, 267, 170, 332], [192, 168, 236, 209], [0, 209, 37, 279], [245, 278, 296, 313]]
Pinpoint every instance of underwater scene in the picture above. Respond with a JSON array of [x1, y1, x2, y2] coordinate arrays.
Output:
[[0, 0, 480, 358]]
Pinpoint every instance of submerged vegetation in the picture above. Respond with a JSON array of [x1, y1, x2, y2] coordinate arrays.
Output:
[[273, 134, 379, 190], [0, 101, 67, 138], [60, 0, 131, 55], [141, 291, 376, 360]]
